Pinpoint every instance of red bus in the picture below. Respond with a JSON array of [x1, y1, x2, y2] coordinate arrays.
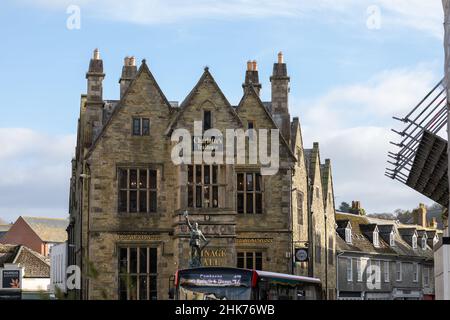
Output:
[[174, 267, 322, 300]]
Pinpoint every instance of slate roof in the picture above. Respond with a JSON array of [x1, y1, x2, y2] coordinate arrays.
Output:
[[0, 244, 50, 278], [336, 212, 436, 261], [21, 217, 69, 243], [335, 213, 392, 255]]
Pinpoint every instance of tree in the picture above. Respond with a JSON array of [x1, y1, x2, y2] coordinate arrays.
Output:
[[394, 209, 413, 224], [339, 202, 351, 213]]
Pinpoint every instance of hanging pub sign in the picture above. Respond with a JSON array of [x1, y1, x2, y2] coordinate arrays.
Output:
[[2, 270, 21, 289]]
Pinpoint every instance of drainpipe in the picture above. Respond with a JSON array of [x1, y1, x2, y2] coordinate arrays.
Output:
[[324, 214, 328, 299], [81, 160, 91, 299], [307, 178, 314, 278], [289, 168, 294, 274], [336, 252, 345, 300]]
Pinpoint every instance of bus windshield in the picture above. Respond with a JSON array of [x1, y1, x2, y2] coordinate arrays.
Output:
[[178, 285, 251, 300], [176, 268, 253, 300]]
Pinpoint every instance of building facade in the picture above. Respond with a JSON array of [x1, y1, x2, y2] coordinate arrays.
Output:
[[68, 50, 337, 300], [336, 204, 441, 300]]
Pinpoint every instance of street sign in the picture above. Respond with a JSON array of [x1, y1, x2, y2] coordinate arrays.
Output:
[[295, 248, 308, 262]]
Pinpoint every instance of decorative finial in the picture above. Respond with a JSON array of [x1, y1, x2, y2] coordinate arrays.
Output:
[[142, 58, 147, 65], [204, 65, 209, 71]]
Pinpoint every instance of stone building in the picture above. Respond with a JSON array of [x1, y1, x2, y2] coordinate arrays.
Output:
[[336, 203, 442, 300], [68, 50, 337, 300]]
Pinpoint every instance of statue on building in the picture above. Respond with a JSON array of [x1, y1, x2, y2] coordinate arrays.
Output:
[[184, 211, 209, 267]]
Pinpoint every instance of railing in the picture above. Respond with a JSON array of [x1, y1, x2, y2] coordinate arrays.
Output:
[[386, 78, 447, 184]]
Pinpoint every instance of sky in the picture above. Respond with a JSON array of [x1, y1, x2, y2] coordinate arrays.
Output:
[[0, 0, 446, 222]]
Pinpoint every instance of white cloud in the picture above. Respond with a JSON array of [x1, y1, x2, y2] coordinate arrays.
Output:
[[15, 0, 445, 37], [0, 128, 75, 222], [378, 0, 444, 38], [297, 65, 441, 214]]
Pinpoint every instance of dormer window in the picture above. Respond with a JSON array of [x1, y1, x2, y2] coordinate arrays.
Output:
[[389, 231, 396, 247], [421, 237, 427, 250], [433, 235, 439, 247], [412, 233, 417, 249], [345, 226, 352, 244], [373, 231, 379, 247]]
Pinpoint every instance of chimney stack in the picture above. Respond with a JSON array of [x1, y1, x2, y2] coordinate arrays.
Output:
[[84, 48, 105, 148], [119, 55, 138, 98], [413, 203, 427, 228], [270, 51, 291, 144], [242, 59, 262, 96], [86, 48, 105, 102]]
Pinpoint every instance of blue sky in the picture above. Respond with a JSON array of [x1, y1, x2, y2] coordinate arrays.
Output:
[[0, 0, 446, 222]]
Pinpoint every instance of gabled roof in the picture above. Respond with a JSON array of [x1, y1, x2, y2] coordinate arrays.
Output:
[[377, 224, 394, 234], [398, 227, 417, 237], [0, 244, 50, 278], [21, 216, 68, 243], [320, 159, 334, 210], [86, 60, 174, 158], [336, 220, 350, 229], [166, 67, 243, 134], [236, 85, 296, 161]]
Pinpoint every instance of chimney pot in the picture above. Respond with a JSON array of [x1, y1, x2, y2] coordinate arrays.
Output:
[[252, 60, 257, 71], [278, 51, 283, 64], [93, 48, 100, 60], [247, 60, 252, 71], [129, 56, 136, 66]]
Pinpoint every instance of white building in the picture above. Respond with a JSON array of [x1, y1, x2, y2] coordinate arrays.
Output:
[[50, 242, 67, 295]]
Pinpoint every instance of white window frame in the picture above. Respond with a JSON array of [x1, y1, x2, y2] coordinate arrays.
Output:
[[412, 233, 417, 249], [433, 235, 439, 247], [356, 259, 362, 282], [373, 231, 379, 247], [396, 262, 402, 282], [345, 227, 352, 244], [423, 267, 430, 287], [421, 237, 427, 250], [347, 258, 353, 282], [390, 231, 395, 247], [413, 263, 419, 282], [384, 261, 390, 282], [374, 260, 381, 283]]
